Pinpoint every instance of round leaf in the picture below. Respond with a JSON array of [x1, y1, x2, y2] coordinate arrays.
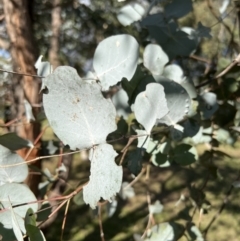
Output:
[[117, 3, 146, 26], [0, 210, 26, 241], [199, 92, 218, 119], [43, 66, 117, 150], [162, 64, 184, 83], [0, 145, 28, 185], [143, 44, 169, 75], [155, 77, 191, 126], [93, 34, 139, 91], [134, 83, 168, 133], [0, 183, 38, 218]]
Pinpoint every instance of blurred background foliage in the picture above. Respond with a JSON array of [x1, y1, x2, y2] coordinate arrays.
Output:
[[1, 0, 240, 241]]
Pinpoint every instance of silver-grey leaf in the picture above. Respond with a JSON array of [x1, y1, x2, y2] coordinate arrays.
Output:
[[0, 145, 28, 185], [43, 66, 117, 150], [83, 144, 123, 209], [93, 34, 139, 91], [155, 77, 191, 126], [143, 44, 169, 75], [134, 83, 168, 133], [0, 183, 38, 218]]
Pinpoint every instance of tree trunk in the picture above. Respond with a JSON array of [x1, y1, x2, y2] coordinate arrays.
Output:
[[41, 0, 74, 228], [3, 0, 41, 196], [49, 0, 62, 69]]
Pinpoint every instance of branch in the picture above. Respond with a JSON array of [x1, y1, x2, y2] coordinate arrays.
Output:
[[141, 192, 155, 239], [0, 149, 85, 168], [98, 204, 105, 241], [206, 0, 234, 38], [61, 199, 70, 241], [215, 54, 240, 78], [124, 167, 146, 190], [119, 136, 136, 165], [203, 171, 240, 238], [0, 68, 44, 78], [195, 53, 240, 88]]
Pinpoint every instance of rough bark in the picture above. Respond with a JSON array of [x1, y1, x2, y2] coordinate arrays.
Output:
[[3, 0, 41, 196], [49, 0, 62, 69]]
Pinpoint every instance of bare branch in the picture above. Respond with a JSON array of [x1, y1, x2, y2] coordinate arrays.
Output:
[[98, 205, 105, 241], [0, 68, 44, 78]]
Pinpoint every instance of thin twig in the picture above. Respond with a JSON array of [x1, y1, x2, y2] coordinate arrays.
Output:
[[124, 167, 146, 190], [0, 182, 87, 213], [61, 199, 70, 241], [203, 171, 240, 238], [119, 147, 128, 166], [145, 164, 151, 180], [34, 201, 62, 216], [0, 149, 85, 168], [206, 0, 233, 35], [198, 208, 203, 228], [58, 142, 64, 167], [215, 54, 240, 79], [141, 192, 155, 239], [24, 125, 49, 161], [98, 204, 105, 241], [195, 53, 240, 88], [0, 68, 44, 78], [176, 170, 210, 239], [119, 136, 136, 165], [38, 199, 69, 228], [37, 184, 85, 228], [121, 136, 136, 153], [190, 55, 211, 64], [0, 133, 152, 169], [4, 118, 21, 127], [0, 121, 33, 127]]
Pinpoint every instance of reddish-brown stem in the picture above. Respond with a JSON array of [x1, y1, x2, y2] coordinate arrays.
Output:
[[58, 142, 64, 167], [98, 204, 105, 241], [196, 53, 240, 88], [24, 125, 49, 161], [0, 149, 85, 168], [119, 136, 137, 165], [124, 167, 146, 190], [190, 55, 211, 64], [141, 192, 155, 239], [0, 68, 43, 78], [61, 199, 70, 241]]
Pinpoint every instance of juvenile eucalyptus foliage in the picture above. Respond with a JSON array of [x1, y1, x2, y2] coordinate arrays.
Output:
[[0, 145, 38, 241], [40, 27, 197, 213], [1, 0, 239, 240], [42, 32, 194, 211], [1, 27, 210, 241]]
